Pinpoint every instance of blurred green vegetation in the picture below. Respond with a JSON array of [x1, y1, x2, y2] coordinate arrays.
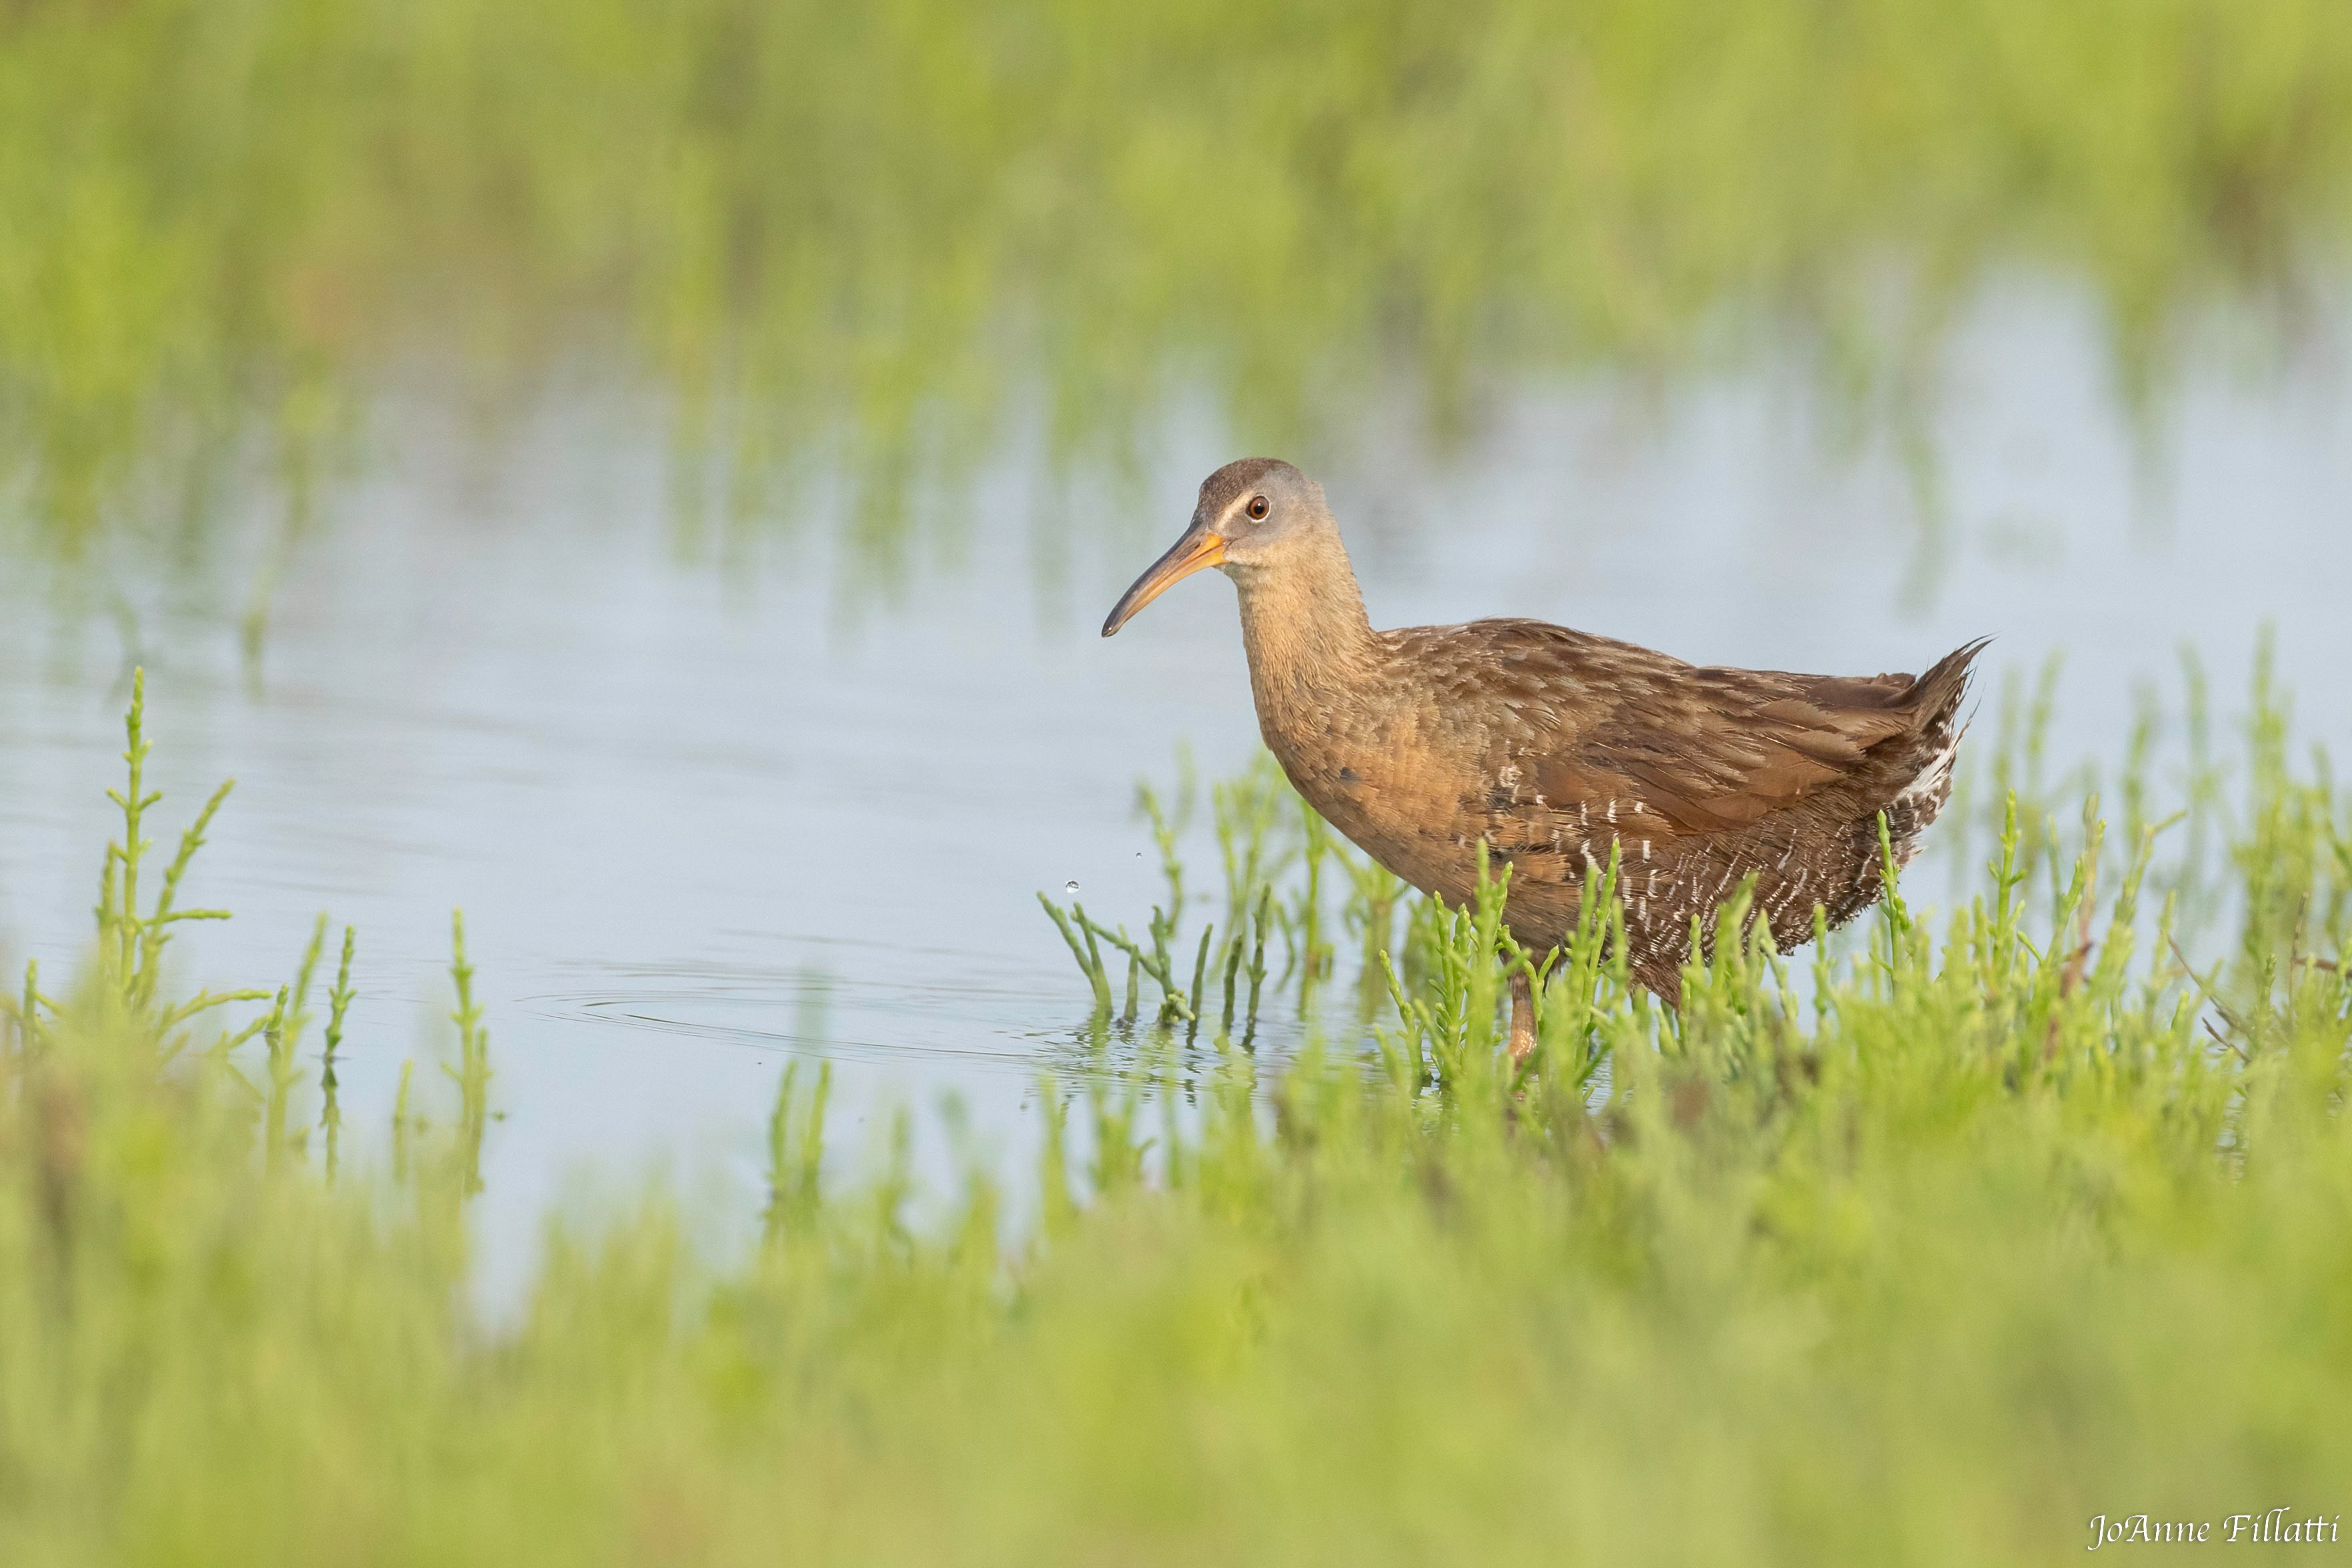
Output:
[[2, 0, 2348, 561], [4, 664, 2348, 1563]]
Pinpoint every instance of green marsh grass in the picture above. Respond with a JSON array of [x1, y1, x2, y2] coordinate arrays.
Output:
[[2, 665, 2349, 1563], [4, 0, 2351, 569]]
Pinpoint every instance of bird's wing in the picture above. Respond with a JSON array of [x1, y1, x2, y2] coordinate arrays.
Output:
[[1405, 621, 1952, 838], [1571, 675, 1912, 833]]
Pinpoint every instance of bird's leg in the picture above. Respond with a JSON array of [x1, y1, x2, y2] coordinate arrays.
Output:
[[1508, 966, 1536, 1065]]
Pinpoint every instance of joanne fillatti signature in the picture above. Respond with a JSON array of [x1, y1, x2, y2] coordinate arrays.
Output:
[[2089, 1511, 2341, 1549]]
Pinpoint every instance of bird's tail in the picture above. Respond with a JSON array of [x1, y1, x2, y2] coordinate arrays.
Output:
[[1885, 637, 1990, 854], [1912, 636, 1991, 732]]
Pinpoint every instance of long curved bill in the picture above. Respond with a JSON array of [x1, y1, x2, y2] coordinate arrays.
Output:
[[1101, 525, 1227, 637]]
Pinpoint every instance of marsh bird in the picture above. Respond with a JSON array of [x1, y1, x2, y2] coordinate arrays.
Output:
[[1103, 458, 1983, 1059]]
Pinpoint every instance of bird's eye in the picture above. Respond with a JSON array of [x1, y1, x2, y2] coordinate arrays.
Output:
[[1246, 495, 1269, 520]]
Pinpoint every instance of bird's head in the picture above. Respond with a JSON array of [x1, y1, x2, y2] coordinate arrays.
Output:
[[1101, 458, 1332, 636]]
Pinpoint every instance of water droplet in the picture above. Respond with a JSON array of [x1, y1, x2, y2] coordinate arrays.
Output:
[[1065, 880, 1080, 895]]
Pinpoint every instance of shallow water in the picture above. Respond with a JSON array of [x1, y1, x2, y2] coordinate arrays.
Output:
[[1, 277, 2347, 1259]]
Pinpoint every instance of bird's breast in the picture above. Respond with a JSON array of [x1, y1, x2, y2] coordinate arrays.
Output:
[[1266, 723, 1477, 896]]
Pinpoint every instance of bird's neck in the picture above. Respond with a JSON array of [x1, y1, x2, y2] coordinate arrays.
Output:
[[1230, 532, 1381, 733]]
